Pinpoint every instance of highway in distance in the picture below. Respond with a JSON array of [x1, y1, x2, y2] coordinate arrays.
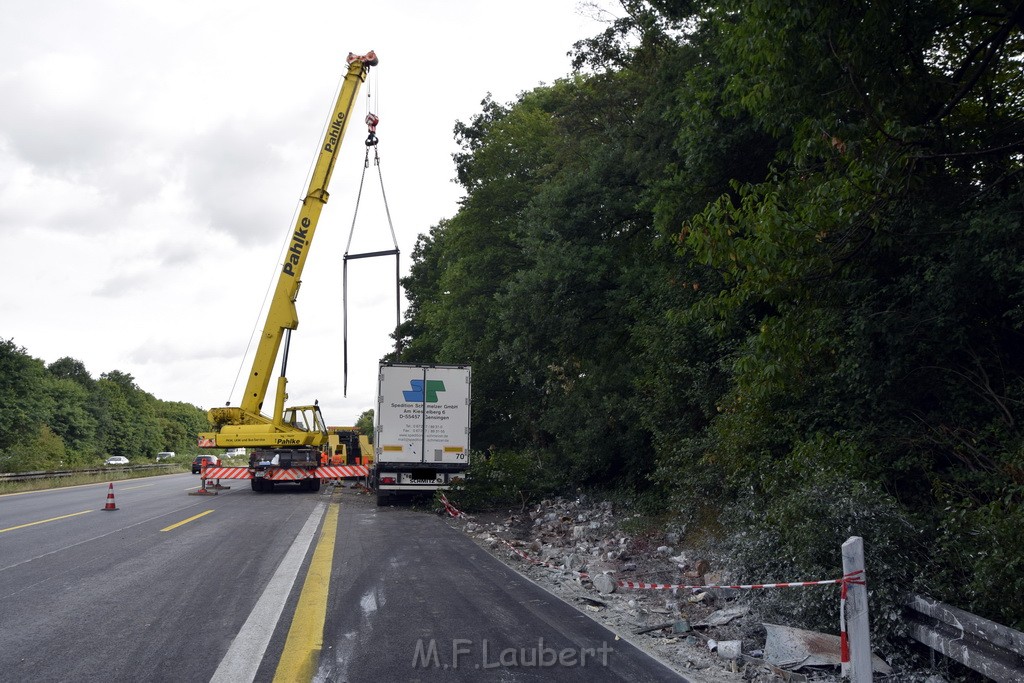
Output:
[[0, 474, 686, 682]]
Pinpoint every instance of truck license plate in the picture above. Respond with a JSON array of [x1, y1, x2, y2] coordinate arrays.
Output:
[[405, 472, 443, 484]]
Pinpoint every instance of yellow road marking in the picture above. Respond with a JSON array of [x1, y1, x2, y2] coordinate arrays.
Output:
[[0, 509, 93, 534], [273, 502, 339, 682], [161, 509, 214, 532]]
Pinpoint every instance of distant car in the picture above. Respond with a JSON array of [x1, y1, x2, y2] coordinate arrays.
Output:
[[224, 448, 246, 459], [104, 456, 129, 466], [156, 451, 176, 461], [192, 455, 221, 474]]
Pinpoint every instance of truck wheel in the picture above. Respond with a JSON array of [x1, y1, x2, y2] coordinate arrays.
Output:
[[251, 479, 259, 492], [308, 478, 321, 492], [376, 491, 389, 506]]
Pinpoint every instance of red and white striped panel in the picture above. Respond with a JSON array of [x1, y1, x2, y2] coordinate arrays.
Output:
[[264, 468, 311, 481], [315, 465, 369, 479], [201, 465, 370, 481], [202, 467, 252, 480]]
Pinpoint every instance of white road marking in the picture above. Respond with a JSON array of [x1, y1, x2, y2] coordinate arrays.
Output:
[[209, 502, 327, 683]]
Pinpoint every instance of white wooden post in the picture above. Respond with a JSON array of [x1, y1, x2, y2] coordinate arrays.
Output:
[[842, 536, 872, 682]]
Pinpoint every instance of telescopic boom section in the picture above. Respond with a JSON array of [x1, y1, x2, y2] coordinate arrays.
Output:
[[208, 52, 377, 434]]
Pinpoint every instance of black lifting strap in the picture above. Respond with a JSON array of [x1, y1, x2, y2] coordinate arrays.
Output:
[[343, 114, 400, 397]]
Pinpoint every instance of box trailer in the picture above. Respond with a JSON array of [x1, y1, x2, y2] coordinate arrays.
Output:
[[373, 363, 470, 505]]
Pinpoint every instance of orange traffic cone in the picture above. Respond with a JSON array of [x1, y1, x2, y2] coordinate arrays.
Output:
[[101, 482, 119, 511]]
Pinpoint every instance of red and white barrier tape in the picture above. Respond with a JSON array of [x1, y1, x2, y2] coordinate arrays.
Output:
[[839, 569, 865, 665], [439, 494, 465, 518]]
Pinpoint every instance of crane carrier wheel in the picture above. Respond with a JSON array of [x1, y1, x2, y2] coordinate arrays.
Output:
[[251, 478, 274, 492]]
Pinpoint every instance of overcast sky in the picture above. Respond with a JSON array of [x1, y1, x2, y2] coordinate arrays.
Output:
[[0, 0, 615, 425]]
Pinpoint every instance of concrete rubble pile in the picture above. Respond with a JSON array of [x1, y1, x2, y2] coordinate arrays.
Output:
[[449, 496, 859, 683]]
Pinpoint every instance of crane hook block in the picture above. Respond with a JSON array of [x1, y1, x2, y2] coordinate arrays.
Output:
[[365, 113, 380, 147], [346, 51, 379, 66]]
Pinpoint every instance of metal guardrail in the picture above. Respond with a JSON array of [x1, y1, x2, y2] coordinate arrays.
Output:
[[0, 464, 178, 483], [906, 593, 1024, 682]]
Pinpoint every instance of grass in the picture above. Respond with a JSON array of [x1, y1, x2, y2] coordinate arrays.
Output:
[[0, 464, 190, 496]]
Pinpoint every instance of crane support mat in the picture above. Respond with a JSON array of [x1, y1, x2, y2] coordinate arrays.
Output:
[[201, 466, 369, 480]]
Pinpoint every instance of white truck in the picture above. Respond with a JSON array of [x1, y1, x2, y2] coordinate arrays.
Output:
[[373, 363, 471, 505]]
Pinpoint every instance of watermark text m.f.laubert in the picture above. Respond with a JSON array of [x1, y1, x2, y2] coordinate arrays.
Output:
[[412, 638, 614, 670]]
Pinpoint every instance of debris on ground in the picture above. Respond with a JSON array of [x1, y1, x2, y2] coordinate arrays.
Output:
[[442, 496, 925, 682]]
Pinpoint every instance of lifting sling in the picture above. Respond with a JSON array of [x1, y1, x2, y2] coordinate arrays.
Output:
[[343, 112, 401, 396]]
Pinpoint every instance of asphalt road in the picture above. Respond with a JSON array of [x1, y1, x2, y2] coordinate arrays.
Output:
[[0, 475, 685, 682]]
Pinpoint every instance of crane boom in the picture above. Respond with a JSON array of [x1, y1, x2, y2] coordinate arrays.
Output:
[[202, 51, 377, 450]]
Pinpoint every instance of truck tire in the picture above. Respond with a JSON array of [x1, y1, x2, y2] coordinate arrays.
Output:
[[251, 478, 259, 492], [309, 478, 321, 492], [376, 491, 388, 506]]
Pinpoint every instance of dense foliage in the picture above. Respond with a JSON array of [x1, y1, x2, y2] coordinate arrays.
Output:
[[399, 0, 1024, 648], [0, 339, 208, 472]]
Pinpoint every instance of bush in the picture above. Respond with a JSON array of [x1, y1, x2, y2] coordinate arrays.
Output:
[[0, 425, 67, 473], [928, 485, 1024, 630], [444, 449, 563, 512]]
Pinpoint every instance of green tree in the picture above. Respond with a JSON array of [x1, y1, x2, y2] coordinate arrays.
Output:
[[48, 356, 95, 389], [43, 376, 98, 460], [155, 401, 209, 455], [355, 409, 374, 442], [91, 378, 137, 459], [0, 339, 49, 453]]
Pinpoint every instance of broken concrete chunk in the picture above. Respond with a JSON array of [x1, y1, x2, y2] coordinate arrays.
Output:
[[593, 573, 617, 594], [564, 553, 585, 572], [695, 605, 749, 627], [540, 547, 561, 562]]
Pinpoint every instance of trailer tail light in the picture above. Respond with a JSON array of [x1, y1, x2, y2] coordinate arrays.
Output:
[[381, 476, 397, 485]]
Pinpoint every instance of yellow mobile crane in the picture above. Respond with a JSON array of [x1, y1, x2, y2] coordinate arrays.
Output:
[[198, 51, 377, 493]]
